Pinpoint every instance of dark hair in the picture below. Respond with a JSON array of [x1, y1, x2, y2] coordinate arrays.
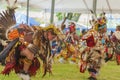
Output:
[[82, 29, 86, 34], [116, 25, 120, 31]]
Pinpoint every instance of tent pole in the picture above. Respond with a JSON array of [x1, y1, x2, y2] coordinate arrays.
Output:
[[93, 0, 97, 16], [50, 0, 55, 24], [26, 0, 29, 25]]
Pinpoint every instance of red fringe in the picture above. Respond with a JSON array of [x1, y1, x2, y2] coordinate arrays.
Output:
[[28, 58, 40, 76], [2, 58, 40, 76], [1, 62, 15, 74]]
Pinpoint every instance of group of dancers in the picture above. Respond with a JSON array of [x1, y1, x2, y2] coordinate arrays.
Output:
[[0, 0, 120, 80]]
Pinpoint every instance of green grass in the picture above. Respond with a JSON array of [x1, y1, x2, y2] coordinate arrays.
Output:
[[0, 61, 120, 80]]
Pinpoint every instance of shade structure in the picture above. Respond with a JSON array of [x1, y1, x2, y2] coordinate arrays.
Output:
[[0, 0, 120, 13], [14, 0, 120, 13], [0, 0, 120, 25]]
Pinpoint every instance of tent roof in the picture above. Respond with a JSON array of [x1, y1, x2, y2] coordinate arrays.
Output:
[[18, 0, 120, 13], [0, 0, 120, 13]]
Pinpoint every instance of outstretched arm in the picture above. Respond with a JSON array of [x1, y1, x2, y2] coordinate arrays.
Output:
[[61, 17, 67, 30]]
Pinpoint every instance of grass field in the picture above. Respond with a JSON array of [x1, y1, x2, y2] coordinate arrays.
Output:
[[0, 61, 120, 80]]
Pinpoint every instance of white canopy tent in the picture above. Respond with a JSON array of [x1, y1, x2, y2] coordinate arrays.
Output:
[[16, 0, 120, 13], [1, 0, 120, 13], [0, 0, 120, 24]]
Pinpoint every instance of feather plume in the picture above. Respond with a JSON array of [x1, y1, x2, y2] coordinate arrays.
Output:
[[0, 0, 17, 39]]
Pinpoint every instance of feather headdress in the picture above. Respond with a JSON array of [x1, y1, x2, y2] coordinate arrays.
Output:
[[44, 24, 61, 35], [89, 11, 107, 31]]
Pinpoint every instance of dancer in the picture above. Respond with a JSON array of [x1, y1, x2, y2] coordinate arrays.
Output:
[[111, 25, 120, 65], [80, 12, 108, 80]]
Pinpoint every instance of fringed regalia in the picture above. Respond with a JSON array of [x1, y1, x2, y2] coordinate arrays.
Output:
[[80, 12, 109, 80], [111, 29, 120, 65], [0, 1, 60, 80]]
